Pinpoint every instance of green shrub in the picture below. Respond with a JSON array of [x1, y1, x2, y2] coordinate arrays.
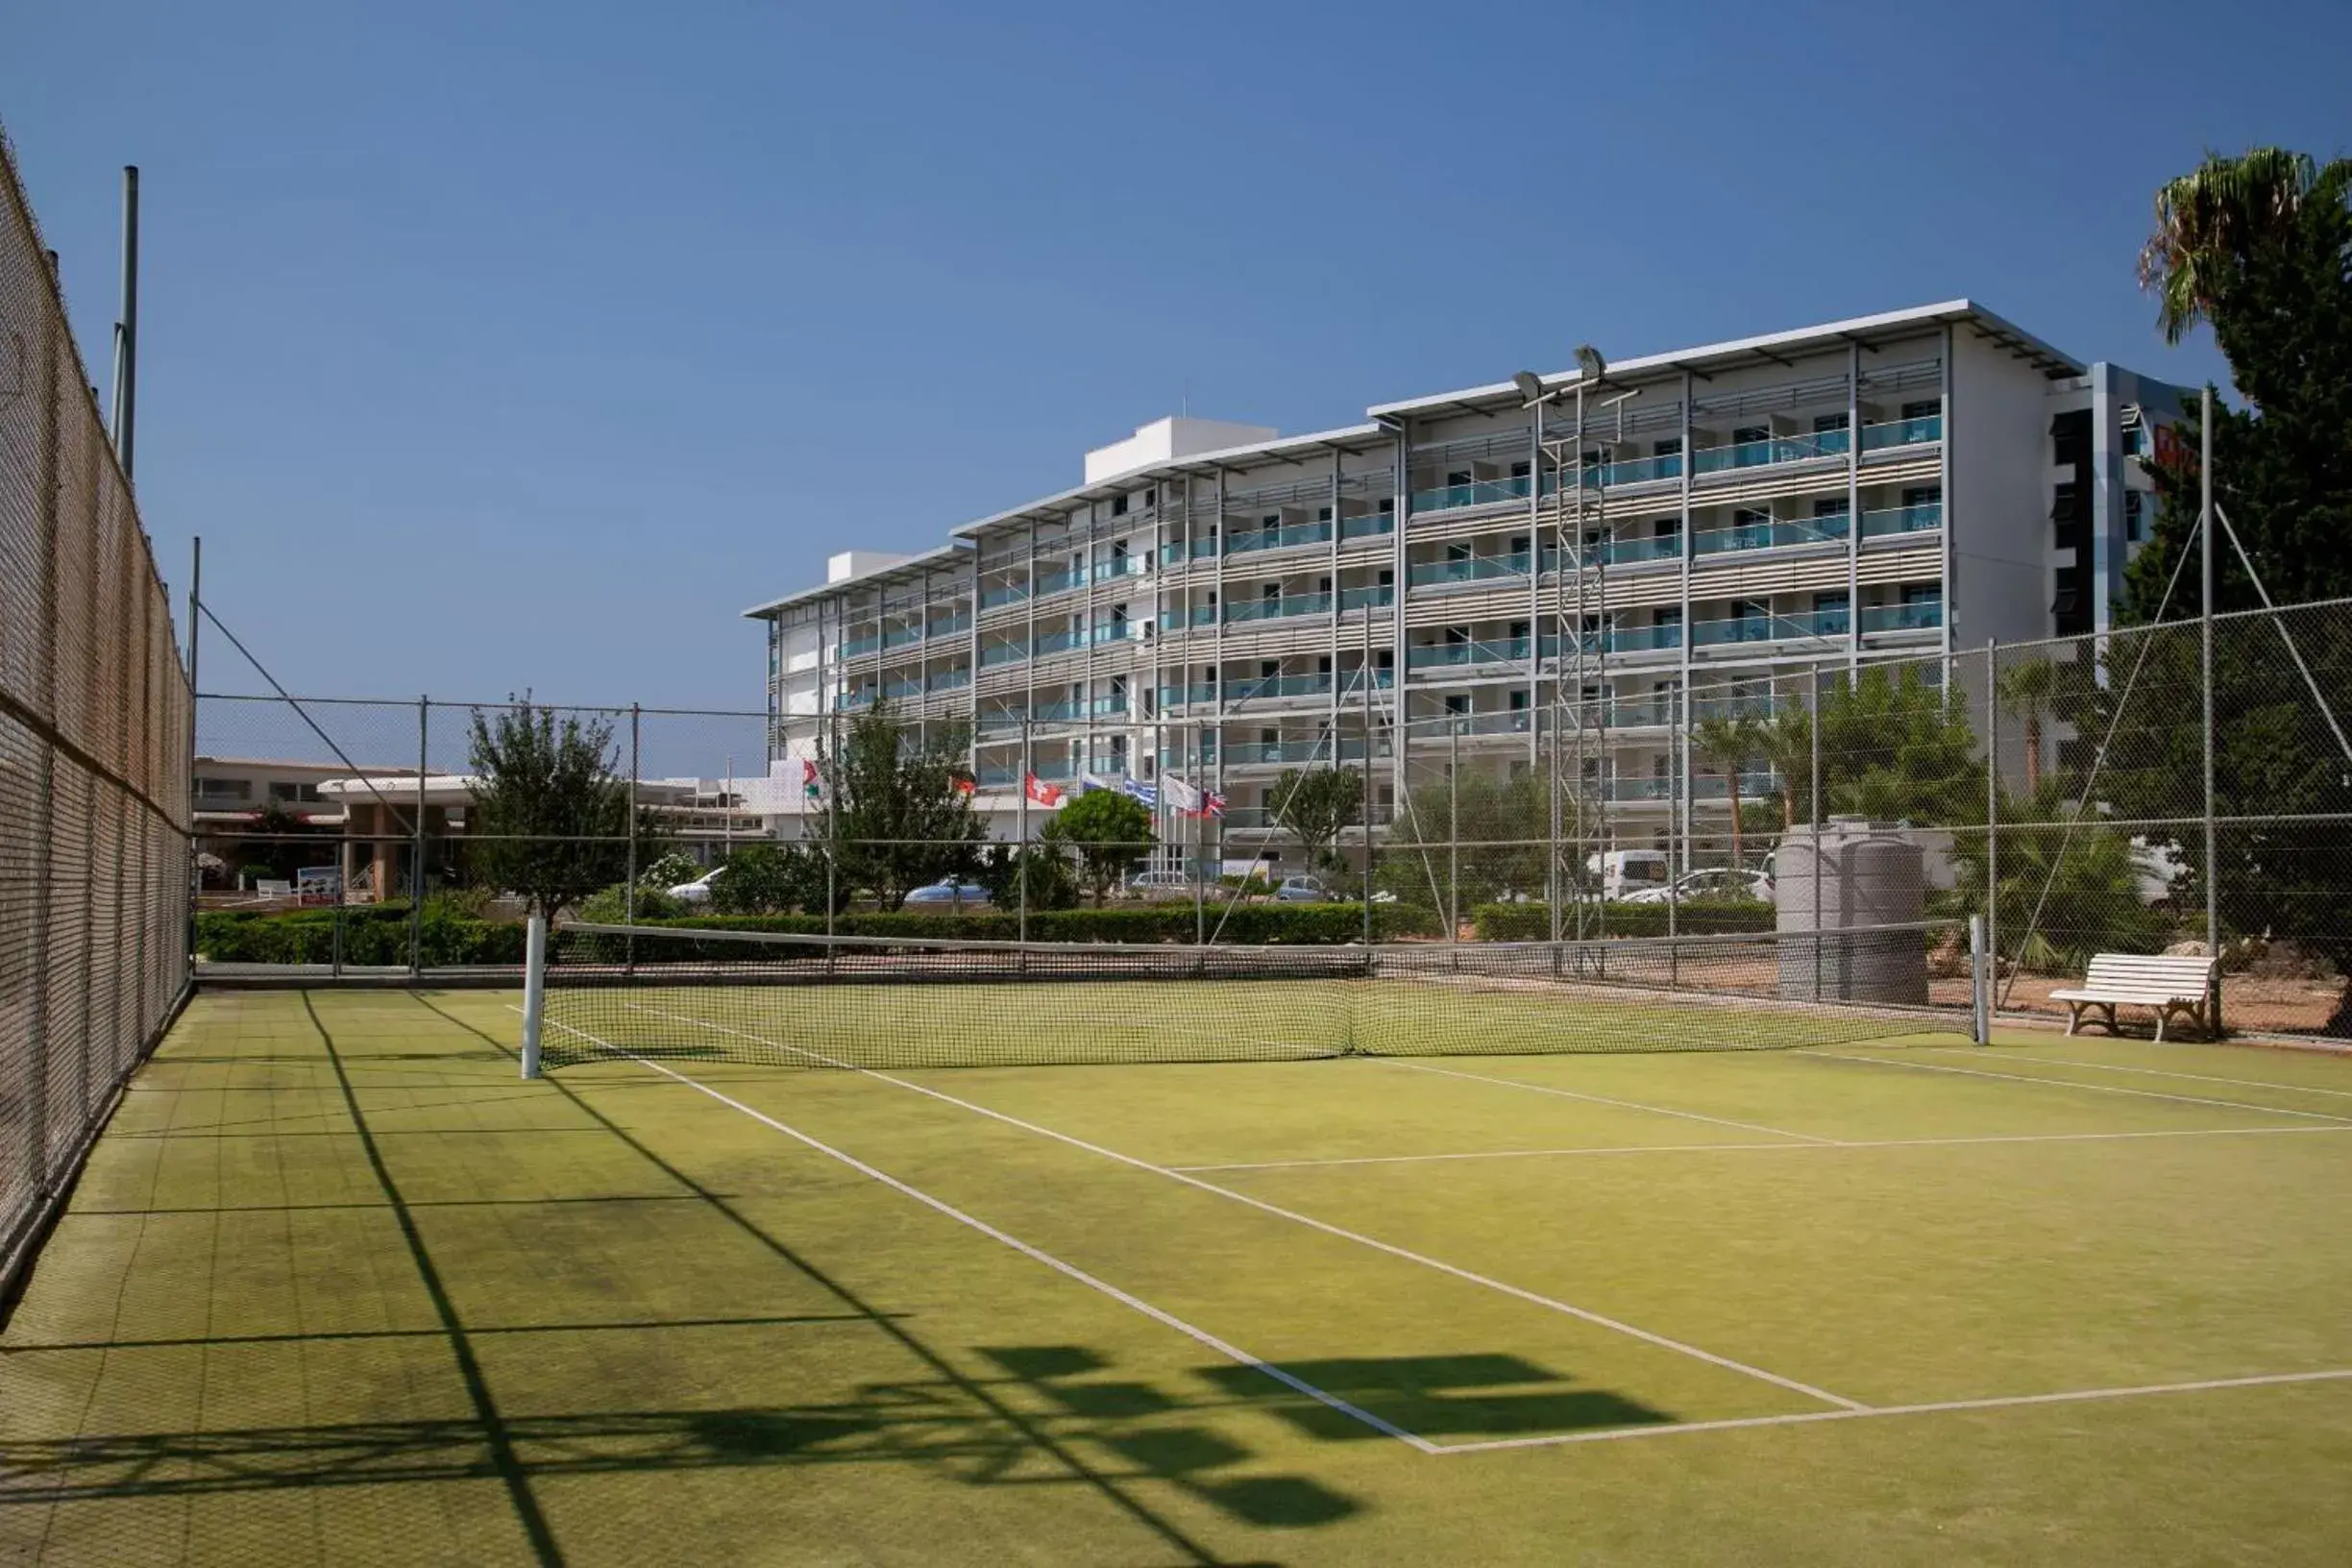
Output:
[[1471, 899, 1776, 942], [194, 904, 525, 966], [575, 883, 681, 924], [616, 902, 1439, 949]]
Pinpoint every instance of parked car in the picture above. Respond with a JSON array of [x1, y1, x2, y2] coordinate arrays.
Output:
[[1622, 868, 1774, 906], [666, 867, 726, 906], [903, 876, 993, 908], [1124, 870, 1195, 900], [1274, 874, 1332, 903]]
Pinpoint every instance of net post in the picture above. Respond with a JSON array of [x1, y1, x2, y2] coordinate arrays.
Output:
[[410, 694, 428, 977], [625, 703, 641, 977], [520, 913, 548, 1079], [1968, 913, 1990, 1045]]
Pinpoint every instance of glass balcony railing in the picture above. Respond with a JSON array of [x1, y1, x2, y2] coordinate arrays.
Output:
[[976, 764, 1018, 786], [1691, 609, 1848, 646], [926, 669, 971, 692], [979, 584, 1027, 610], [1339, 510, 1397, 541], [1693, 513, 1850, 556], [1407, 638, 1530, 669], [1861, 413, 1942, 451], [1693, 428, 1850, 475], [1033, 568, 1083, 598], [1860, 501, 1943, 538], [1409, 475, 1533, 514], [1601, 771, 1781, 803], [1545, 453, 1684, 490], [979, 641, 1028, 667], [841, 635, 881, 658], [1225, 738, 1385, 766], [1226, 593, 1333, 624], [1409, 551, 1531, 587], [882, 625, 922, 650], [1226, 519, 1333, 556], [1339, 584, 1395, 609], [1596, 534, 1680, 566], [1159, 683, 1219, 707], [1226, 672, 1335, 701], [1092, 555, 1151, 582], [1033, 623, 1134, 655], [926, 613, 971, 638], [1863, 600, 1944, 632], [1687, 694, 1785, 723], [1607, 622, 1685, 652], [883, 677, 921, 699], [837, 688, 877, 711], [1422, 711, 1535, 738]]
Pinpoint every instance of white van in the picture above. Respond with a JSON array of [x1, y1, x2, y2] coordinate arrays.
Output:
[[1585, 848, 1670, 900]]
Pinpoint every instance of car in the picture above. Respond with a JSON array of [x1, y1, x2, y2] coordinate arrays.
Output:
[[1124, 870, 1194, 900], [1622, 868, 1774, 906], [1274, 874, 1332, 903], [903, 876, 993, 908], [666, 867, 726, 905]]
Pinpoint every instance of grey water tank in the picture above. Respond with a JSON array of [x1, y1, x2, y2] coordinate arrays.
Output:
[[1776, 818, 1928, 1004]]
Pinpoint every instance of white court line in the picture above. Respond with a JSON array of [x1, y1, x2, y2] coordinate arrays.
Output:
[[1923, 1046, 2352, 1102], [1375, 1057, 1838, 1143], [1170, 1122, 2352, 1172], [526, 1012, 1432, 1453], [630, 1002, 1868, 1412], [1429, 1366, 2352, 1454], [1805, 1051, 2352, 1124]]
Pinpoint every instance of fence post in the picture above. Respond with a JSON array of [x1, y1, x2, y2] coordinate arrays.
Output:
[[2199, 386, 2221, 1034], [1984, 639, 1998, 996], [1811, 663, 1825, 999], [1447, 720, 1459, 943], [1017, 718, 1031, 943], [625, 704, 640, 975], [411, 696, 428, 976], [1193, 721, 1207, 946]]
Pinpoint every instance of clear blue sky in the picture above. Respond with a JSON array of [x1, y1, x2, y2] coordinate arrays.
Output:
[[6, 1, 2345, 710]]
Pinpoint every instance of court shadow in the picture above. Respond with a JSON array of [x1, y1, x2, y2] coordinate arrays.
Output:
[[1195, 1352, 1671, 1441]]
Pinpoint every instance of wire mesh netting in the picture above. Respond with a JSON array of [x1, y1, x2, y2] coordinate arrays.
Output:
[[534, 919, 1977, 1071], [0, 135, 192, 1298]]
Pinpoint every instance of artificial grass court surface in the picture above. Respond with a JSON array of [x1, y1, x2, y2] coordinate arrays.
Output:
[[0, 992, 2347, 1565]]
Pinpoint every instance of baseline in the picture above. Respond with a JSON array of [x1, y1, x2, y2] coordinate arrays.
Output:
[[1171, 1121, 2352, 1173], [1430, 1366, 2352, 1454], [1924, 1046, 2352, 1102], [1371, 1058, 1836, 1144], [1807, 1050, 2352, 1124], [627, 1002, 1865, 1412], [535, 1014, 1432, 1453]]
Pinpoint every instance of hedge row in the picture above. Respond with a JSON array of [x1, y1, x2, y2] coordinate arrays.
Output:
[[631, 902, 1442, 946], [196, 908, 527, 966], [1471, 899, 1776, 942], [195, 901, 1442, 965]]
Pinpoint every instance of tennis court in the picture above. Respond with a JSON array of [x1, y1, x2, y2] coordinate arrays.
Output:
[[7, 943, 2352, 1565]]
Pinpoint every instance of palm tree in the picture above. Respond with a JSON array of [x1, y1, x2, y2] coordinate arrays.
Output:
[[1693, 713, 1767, 870], [1998, 656, 2057, 795], [2139, 148, 2352, 340], [1760, 702, 1813, 831]]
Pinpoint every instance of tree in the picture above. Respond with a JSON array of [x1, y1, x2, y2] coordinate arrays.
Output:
[[1041, 788, 1154, 908], [1998, 657, 2058, 795], [821, 700, 981, 911], [465, 700, 646, 922], [709, 841, 840, 916], [972, 841, 1079, 913], [2125, 146, 2352, 1031], [1693, 713, 1767, 870], [1760, 703, 1814, 831], [1378, 766, 1546, 913], [1268, 767, 1361, 873], [1813, 664, 1981, 826]]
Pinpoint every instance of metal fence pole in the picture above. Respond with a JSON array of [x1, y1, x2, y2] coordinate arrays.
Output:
[[1017, 718, 1031, 943], [410, 695, 428, 975], [1447, 719, 1459, 943], [824, 711, 838, 941], [1984, 639, 1998, 994], [625, 704, 640, 975], [1811, 663, 1825, 999], [1970, 913, 1990, 1045], [2199, 386, 2221, 1033]]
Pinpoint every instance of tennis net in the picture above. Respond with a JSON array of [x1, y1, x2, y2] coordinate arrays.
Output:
[[527, 920, 1983, 1073]]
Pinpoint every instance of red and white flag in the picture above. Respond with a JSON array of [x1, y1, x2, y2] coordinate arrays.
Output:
[[800, 757, 821, 800], [952, 775, 976, 796], [1024, 772, 1063, 808]]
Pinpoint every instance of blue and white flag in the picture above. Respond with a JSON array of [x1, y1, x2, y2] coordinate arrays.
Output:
[[1122, 776, 1158, 808]]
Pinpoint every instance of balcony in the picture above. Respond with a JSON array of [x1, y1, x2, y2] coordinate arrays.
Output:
[[1339, 511, 1397, 541], [1862, 600, 1943, 633], [1861, 413, 1942, 451], [1421, 710, 1535, 738], [1226, 519, 1334, 557], [1159, 682, 1219, 707], [837, 688, 877, 712], [979, 641, 1028, 668], [883, 677, 921, 699], [1407, 637, 1531, 670], [1592, 534, 1680, 567], [1606, 622, 1685, 652], [1693, 428, 1849, 476], [1225, 593, 1333, 624], [1032, 567, 1084, 598], [1409, 475, 1532, 515], [1224, 737, 1385, 766], [1226, 672, 1335, 701], [1601, 771, 1781, 803], [841, 634, 881, 658], [1860, 501, 1943, 538], [1339, 584, 1395, 610], [1409, 551, 1532, 588], [1034, 623, 1134, 655], [1691, 608, 1848, 647], [927, 613, 972, 638], [927, 669, 972, 693], [978, 584, 1027, 610], [1092, 554, 1151, 583], [1693, 513, 1850, 557], [881, 625, 922, 651]]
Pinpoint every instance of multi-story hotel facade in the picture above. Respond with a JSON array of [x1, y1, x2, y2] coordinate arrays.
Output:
[[747, 302, 2188, 867]]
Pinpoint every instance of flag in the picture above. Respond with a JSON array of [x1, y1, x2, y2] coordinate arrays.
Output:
[[1161, 774, 1201, 814], [1078, 772, 1120, 796], [1024, 773, 1063, 808], [952, 775, 975, 796], [800, 758, 821, 801], [1122, 777, 1158, 808], [1200, 789, 1226, 820]]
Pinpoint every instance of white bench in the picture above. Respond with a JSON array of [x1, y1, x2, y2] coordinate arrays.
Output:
[[2048, 953, 2217, 1041]]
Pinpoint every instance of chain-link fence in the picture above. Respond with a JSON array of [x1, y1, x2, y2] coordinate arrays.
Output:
[[0, 135, 192, 1301], [191, 599, 2352, 1039]]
